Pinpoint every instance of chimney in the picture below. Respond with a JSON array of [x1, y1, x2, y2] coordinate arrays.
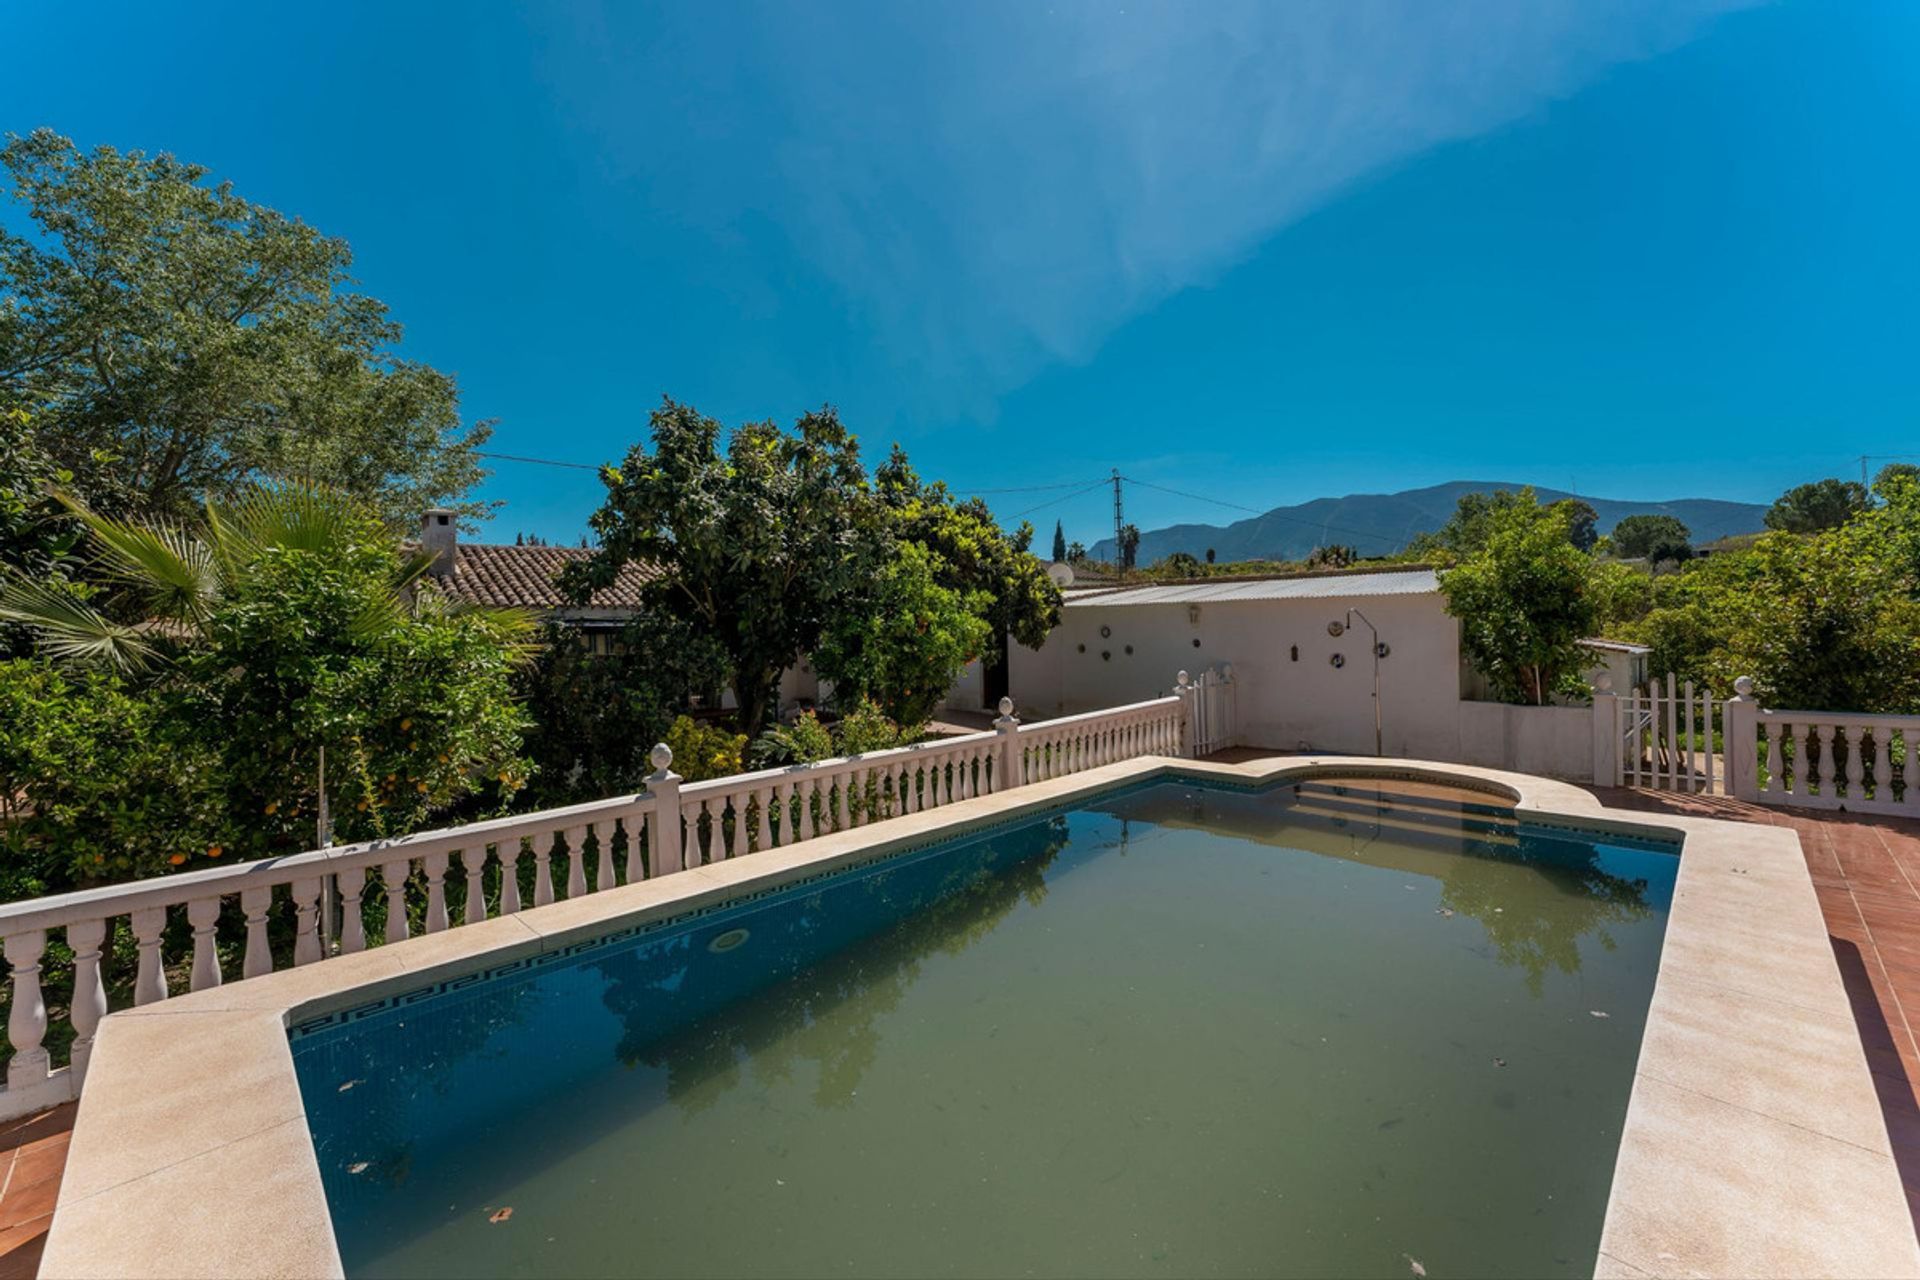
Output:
[[420, 508, 457, 579]]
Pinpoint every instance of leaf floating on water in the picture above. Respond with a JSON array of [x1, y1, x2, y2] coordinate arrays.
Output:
[[1434, 908, 1454, 918], [1492, 1057, 1508, 1068], [489, 1207, 514, 1225], [1590, 1010, 1610, 1019], [337, 1079, 363, 1093], [1406, 1255, 1428, 1278], [347, 1162, 369, 1175]]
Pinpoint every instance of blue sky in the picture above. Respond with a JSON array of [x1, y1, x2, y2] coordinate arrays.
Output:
[[5, 0, 1917, 545]]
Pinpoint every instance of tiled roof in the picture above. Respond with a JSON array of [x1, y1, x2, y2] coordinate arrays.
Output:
[[434, 543, 661, 611]]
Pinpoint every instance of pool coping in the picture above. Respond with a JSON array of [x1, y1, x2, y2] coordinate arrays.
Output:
[[38, 756, 1920, 1280]]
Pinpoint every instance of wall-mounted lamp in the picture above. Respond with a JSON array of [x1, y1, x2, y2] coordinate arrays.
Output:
[[1188, 605, 1201, 625]]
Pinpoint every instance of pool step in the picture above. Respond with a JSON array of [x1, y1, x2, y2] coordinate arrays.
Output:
[[1294, 780, 1514, 822], [1279, 793, 1521, 849]]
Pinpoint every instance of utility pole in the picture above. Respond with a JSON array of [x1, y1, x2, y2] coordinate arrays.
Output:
[[1111, 469, 1124, 575]]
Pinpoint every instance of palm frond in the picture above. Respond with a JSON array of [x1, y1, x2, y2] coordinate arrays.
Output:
[[0, 576, 162, 674], [53, 492, 217, 629], [211, 483, 374, 569]]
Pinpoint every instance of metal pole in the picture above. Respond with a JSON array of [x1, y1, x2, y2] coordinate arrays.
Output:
[[1347, 608, 1383, 757], [318, 744, 335, 954]]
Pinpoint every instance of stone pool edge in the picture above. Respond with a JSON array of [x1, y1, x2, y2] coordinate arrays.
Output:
[[39, 756, 1920, 1280]]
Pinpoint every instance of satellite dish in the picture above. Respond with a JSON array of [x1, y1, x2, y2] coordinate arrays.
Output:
[[1047, 561, 1076, 587]]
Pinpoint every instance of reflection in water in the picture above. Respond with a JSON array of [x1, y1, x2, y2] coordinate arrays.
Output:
[[296, 779, 1678, 1280], [594, 816, 1068, 1111], [1438, 843, 1652, 994]]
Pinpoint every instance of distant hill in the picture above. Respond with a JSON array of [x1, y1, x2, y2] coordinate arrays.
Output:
[[1088, 480, 1769, 564]]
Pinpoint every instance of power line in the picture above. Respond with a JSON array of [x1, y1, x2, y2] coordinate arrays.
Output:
[[1011, 479, 1113, 518]]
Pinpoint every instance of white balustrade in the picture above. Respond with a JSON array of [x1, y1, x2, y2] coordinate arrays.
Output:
[[0, 689, 1193, 1118], [1726, 682, 1920, 817]]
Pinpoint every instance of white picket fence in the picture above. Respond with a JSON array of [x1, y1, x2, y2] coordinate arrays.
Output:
[[1616, 674, 1725, 794], [0, 692, 1192, 1119], [1184, 665, 1237, 757]]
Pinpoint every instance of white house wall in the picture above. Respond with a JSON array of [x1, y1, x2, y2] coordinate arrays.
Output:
[[1008, 592, 1466, 759]]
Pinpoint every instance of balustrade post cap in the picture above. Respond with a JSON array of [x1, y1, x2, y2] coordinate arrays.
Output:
[[997, 696, 1015, 718], [650, 743, 674, 771], [1592, 673, 1613, 693], [1176, 670, 1191, 688], [1734, 676, 1755, 697]]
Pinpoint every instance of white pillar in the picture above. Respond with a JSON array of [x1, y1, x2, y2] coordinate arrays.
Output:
[[994, 697, 1022, 791], [1175, 671, 1196, 758], [646, 744, 685, 877], [1590, 675, 1620, 787], [1724, 676, 1761, 801]]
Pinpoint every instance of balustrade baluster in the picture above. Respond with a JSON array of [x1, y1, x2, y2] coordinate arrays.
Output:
[[597, 822, 617, 890], [500, 844, 524, 913], [626, 814, 646, 883], [1904, 729, 1920, 808], [241, 887, 274, 978], [463, 851, 488, 924], [1763, 722, 1782, 796], [339, 869, 369, 950], [1817, 725, 1838, 800], [685, 800, 706, 866], [534, 833, 557, 906], [187, 896, 223, 990], [4, 930, 48, 1091], [1846, 725, 1867, 802], [132, 907, 169, 1003], [1874, 730, 1893, 803], [381, 860, 412, 944], [754, 788, 774, 852], [833, 773, 850, 831], [68, 919, 107, 1083], [424, 852, 451, 932], [292, 878, 325, 963], [565, 826, 589, 898]]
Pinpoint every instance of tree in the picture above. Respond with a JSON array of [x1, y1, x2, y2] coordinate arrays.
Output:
[[1066, 540, 1087, 562], [1764, 478, 1868, 534], [566, 400, 889, 736], [812, 541, 990, 727], [1307, 544, 1356, 569], [875, 448, 1060, 655], [0, 483, 534, 866], [1556, 500, 1599, 552], [1118, 523, 1140, 571], [1647, 537, 1693, 568], [1158, 551, 1202, 577], [0, 130, 492, 525], [1441, 495, 1598, 705], [1610, 514, 1691, 559], [1205, 547, 1216, 564], [516, 610, 728, 806], [1051, 520, 1067, 563], [1874, 463, 1920, 501]]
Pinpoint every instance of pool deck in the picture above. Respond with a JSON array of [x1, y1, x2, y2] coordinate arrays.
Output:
[[25, 760, 1920, 1279]]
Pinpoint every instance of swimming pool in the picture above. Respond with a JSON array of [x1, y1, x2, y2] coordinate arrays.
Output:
[[291, 776, 1678, 1279]]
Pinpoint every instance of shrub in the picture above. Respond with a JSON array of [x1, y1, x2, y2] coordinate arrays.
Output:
[[661, 715, 747, 782], [752, 710, 837, 767]]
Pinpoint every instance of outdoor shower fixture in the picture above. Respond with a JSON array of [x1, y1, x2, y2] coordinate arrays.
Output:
[[1345, 607, 1384, 757]]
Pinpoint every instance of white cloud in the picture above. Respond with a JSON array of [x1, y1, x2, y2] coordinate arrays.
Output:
[[535, 0, 1753, 416]]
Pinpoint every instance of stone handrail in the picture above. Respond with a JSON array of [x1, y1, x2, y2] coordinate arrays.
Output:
[[0, 689, 1199, 1118]]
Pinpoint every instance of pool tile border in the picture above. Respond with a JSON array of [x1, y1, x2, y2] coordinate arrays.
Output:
[[39, 755, 1920, 1280]]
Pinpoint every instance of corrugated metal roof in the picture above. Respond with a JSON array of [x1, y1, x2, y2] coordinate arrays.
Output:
[[1064, 568, 1440, 608]]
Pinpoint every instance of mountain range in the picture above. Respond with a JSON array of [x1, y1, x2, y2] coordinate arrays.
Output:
[[1085, 480, 1768, 564]]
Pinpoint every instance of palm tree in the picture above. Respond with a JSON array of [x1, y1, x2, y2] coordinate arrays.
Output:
[[0, 483, 533, 673]]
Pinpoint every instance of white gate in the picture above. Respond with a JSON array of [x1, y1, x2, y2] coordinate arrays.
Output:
[[1188, 665, 1237, 757], [1621, 673, 1724, 793]]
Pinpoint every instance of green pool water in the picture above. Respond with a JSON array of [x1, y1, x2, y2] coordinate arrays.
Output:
[[294, 777, 1677, 1279]]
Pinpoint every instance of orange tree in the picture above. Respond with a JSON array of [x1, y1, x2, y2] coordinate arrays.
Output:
[[0, 484, 534, 883]]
